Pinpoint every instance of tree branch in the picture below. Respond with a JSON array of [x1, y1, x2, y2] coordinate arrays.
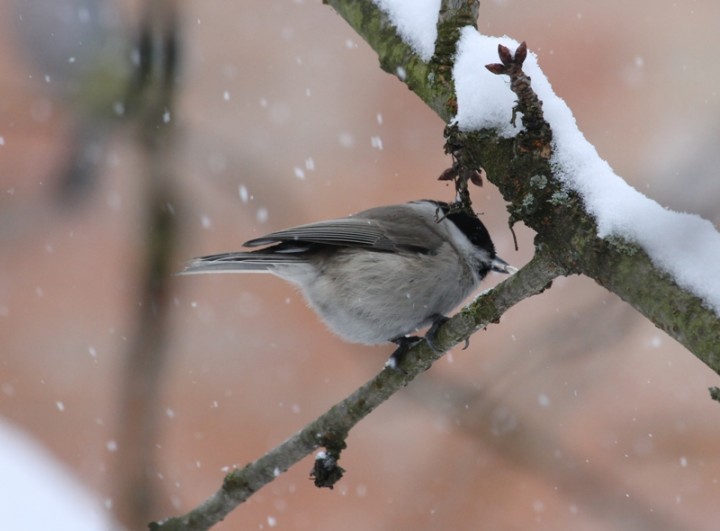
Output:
[[154, 1, 719, 528], [327, 0, 720, 374], [149, 251, 562, 530]]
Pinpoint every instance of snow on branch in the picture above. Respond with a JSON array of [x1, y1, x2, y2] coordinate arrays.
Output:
[[374, 0, 720, 318], [329, 0, 720, 368], [152, 1, 719, 528]]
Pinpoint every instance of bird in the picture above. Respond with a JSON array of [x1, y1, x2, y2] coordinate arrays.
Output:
[[182, 199, 514, 364]]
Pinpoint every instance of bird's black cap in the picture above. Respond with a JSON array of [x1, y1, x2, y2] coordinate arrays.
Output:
[[427, 200, 497, 257]]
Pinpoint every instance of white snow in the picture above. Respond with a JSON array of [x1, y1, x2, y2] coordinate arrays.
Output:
[[256, 207, 269, 224], [373, 0, 441, 61], [0, 420, 118, 531], [451, 28, 720, 314], [238, 184, 250, 203], [453, 30, 523, 136], [338, 131, 355, 148], [369, 4, 720, 315]]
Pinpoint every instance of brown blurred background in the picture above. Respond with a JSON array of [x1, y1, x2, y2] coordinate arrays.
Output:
[[1, 0, 719, 529]]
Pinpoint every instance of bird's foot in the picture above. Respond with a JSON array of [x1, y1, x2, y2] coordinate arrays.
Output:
[[425, 314, 469, 352], [385, 336, 423, 372]]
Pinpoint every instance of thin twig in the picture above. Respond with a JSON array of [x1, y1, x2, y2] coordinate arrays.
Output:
[[149, 251, 562, 530]]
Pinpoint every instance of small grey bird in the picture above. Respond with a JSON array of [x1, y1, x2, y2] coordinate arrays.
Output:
[[182, 200, 513, 361]]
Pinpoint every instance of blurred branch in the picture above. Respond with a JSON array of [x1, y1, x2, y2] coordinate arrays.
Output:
[[404, 373, 692, 530], [115, 1, 182, 529], [150, 251, 562, 530], [11, 0, 133, 204]]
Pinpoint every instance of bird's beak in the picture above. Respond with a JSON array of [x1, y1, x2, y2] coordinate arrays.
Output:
[[491, 256, 518, 274]]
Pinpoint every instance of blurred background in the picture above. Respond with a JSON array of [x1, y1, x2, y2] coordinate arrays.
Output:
[[1, 0, 719, 529]]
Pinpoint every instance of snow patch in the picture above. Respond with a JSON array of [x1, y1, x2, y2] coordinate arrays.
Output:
[[451, 27, 720, 314], [373, 0, 441, 61]]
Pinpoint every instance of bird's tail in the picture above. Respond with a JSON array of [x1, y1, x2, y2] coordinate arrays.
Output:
[[180, 252, 306, 275]]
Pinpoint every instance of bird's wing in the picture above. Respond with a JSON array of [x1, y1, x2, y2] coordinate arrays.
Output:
[[244, 205, 444, 253]]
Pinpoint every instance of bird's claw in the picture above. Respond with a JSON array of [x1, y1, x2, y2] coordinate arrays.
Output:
[[386, 336, 423, 371]]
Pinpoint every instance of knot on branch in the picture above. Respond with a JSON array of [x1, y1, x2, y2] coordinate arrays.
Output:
[[486, 42, 553, 159], [310, 433, 347, 489], [440, 123, 486, 209], [710, 386, 720, 403]]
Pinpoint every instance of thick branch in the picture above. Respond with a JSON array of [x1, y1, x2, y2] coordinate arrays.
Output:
[[150, 251, 562, 530], [461, 131, 720, 372], [154, 2, 717, 528], [325, 0, 474, 121], [326, 0, 720, 374]]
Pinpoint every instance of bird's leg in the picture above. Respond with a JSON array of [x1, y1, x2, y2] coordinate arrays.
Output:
[[386, 336, 423, 371], [425, 314, 470, 351], [386, 314, 470, 371], [424, 314, 449, 352]]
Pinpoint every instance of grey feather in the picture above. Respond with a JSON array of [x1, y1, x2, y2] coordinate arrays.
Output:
[[243, 203, 445, 253], [181, 252, 307, 274]]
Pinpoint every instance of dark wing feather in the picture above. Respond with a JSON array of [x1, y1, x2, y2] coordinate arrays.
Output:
[[244, 204, 444, 253], [244, 219, 390, 249], [181, 252, 307, 274]]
